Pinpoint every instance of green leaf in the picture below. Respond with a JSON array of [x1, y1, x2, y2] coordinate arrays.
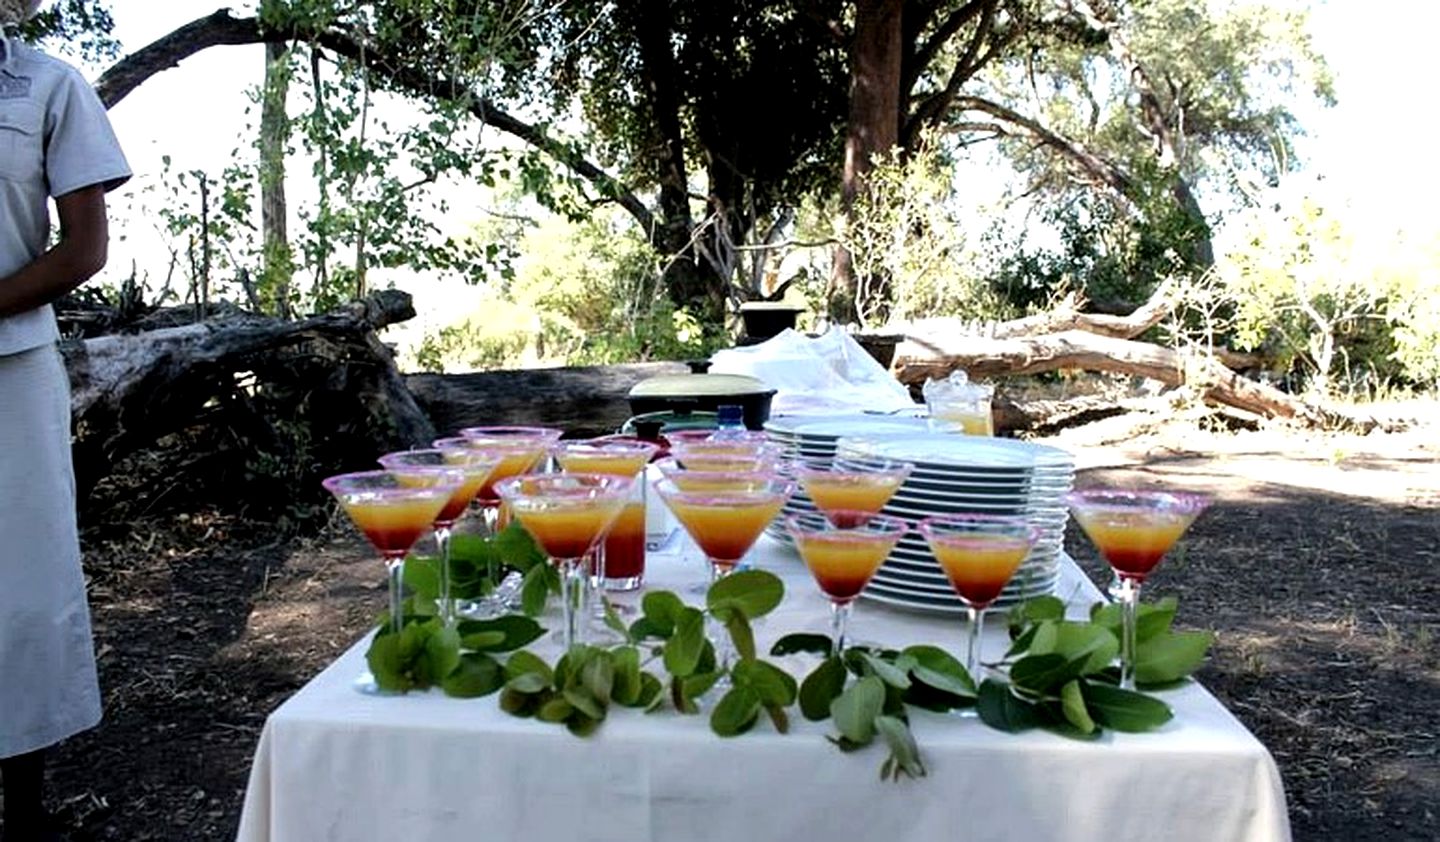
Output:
[[603, 600, 631, 642], [764, 703, 790, 734], [641, 591, 686, 636], [710, 686, 763, 737], [537, 696, 575, 723], [800, 656, 848, 721], [627, 617, 668, 641], [724, 611, 757, 661], [681, 671, 722, 701], [1081, 681, 1174, 732], [566, 714, 601, 737], [637, 673, 665, 711], [1091, 597, 1179, 644], [902, 645, 976, 698], [1059, 679, 1097, 734], [520, 564, 551, 617], [830, 675, 885, 744], [507, 671, 550, 694], [494, 521, 546, 572], [856, 651, 912, 690], [563, 687, 605, 720], [412, 621, 461, 687], [770, 633, 834, 657], [610, 646, 643, 706], [402, 555, 441, 600], [441, 652, 505, 698], [1029, 622, 1120, 676], [582, 652, 615, 705], [976, 680, 1041, 732], [663, 607, 707, 677], [365, 631, 412, 693], [1135, 630, 1214, 686], [731, 658, 798, 707], [458, 615, 546, 652], [505, 650, 553, 685], [1010, 653, 1083, 693], [670, 676, 698, 715], [1012, 595, 1066, 627], [706, 570, 785, 619], [874, 715, 927, 781]]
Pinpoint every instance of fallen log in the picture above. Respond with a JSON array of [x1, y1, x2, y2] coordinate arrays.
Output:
[[406, 361, 691, 439], [891, 329, 1370, 429], [62, 290, 433, 501]]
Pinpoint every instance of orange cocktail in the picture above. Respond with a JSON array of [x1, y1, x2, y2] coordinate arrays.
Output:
[[494, 473, 633, 650], [322, 468, 461, 652], [918, 514, 1038, 683], [1066, 489, 1209, 688], [670, 440, 784, 473], [553, 440, 659, 592], [457, 426, 564, 506], [794, 457, 912, 527], [787, 512, 907, 655], [654, 477, 793, 579]]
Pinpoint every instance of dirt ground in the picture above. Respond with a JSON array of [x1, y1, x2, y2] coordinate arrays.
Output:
[[8, 400, 1440, 841]]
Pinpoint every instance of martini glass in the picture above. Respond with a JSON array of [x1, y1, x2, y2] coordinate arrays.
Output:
[[654, 476, 794, 671], [792, 456, 913, 527], [457, 426, 565, 528], [917, 514, 1038, 685], [669, 439, 785, 473], [553, 440, 661, 637], [377, 448, 501, 627], [322, 469, 461, 692], [1066, 489, 1210, 689], [494, 473, 633, 650], [664, 429, 771, 446], [654, 459, 783, 591], [786, 511, 907, 656]]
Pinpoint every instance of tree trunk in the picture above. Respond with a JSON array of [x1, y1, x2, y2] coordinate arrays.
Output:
[[830, 0, 904, 326], [260, 40, 292, 318]]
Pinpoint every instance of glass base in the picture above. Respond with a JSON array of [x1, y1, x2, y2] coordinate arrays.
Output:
[[603, 574, 644, 592], [352, 670, 404, 696], [455, 570, 526, 619]]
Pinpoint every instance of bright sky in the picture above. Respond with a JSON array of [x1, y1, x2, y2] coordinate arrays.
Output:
[[70, 0, 1440, 320]]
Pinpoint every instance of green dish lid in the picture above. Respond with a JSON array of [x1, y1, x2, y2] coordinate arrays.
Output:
[[620, 410, 720, 434]]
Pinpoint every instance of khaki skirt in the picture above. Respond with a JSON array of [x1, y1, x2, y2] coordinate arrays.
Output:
[[0, 342, 100, 757]]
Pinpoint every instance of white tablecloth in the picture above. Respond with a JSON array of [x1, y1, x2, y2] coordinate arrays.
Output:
[[236, 538, 1289, 842]]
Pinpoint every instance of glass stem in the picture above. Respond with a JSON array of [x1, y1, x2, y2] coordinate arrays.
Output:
[[965, 605, 985, 682], [557, 558, 583, 651], [434, 526, 454, 627], [590, 547, 607, 619], [830, 601, 852, 657], [385, 558, 405, 635], [1119, 577, 1140, 690]]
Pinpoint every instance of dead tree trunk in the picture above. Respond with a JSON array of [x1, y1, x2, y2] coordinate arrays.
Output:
[[63, 290, 434, 502]]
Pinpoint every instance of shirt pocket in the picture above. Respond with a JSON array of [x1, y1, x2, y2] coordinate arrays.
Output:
[[0, 99, 44, 184]]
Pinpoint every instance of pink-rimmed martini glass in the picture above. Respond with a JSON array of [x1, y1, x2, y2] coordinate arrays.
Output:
[[786, 511, 908, 656], [494, 473, 634, 650], [322, 468, 462, 691], [654, 458, 783, 591], [663, 429, 772, 446], [377, 448, 501, 627], [1065, 488, 1210, 689], [456, 426, 565, 528], [669, 439, 785, 473], [654, 475, 794, 669], [790, 456, 913, 527], [918, 514, 1039, 685], [553, 440, 661, 640]]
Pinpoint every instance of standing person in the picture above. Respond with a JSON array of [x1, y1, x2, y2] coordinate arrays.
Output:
[[0, 2, 130, 840]]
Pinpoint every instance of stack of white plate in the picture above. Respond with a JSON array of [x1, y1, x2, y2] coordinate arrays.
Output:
[[764, 420, 1075, 615]]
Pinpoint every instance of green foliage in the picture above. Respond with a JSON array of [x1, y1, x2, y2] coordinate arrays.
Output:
[[406, 211, 723, 372], [11, 0, 117, 63], [842, 133, 1011, 327], [1214, 194, 1440, 394]]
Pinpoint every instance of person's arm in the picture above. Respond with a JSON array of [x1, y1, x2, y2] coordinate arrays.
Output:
[[0, 185, 109, 318]]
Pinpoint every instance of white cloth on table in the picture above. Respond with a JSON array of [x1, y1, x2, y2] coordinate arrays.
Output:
[[236, 541, 1291, 842]]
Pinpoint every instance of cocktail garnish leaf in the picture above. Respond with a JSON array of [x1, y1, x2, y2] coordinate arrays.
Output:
[[770, 633, 834, 657], [706, 569, 784, 619], [800, 656, 847, 721]]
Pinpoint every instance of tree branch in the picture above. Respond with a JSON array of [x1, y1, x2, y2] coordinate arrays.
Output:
[[94, 8, 656, 236], [952, 95, 1134, 196]]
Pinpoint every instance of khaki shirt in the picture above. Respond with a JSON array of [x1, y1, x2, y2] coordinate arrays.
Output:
[[0, 36, 130, 355]]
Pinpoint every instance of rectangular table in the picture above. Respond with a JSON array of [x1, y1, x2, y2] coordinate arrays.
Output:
[[236, 538, 1290, 842]]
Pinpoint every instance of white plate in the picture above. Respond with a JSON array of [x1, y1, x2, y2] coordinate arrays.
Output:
[[839, 434, 1075, 472], [764, 413, 929, 436]]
